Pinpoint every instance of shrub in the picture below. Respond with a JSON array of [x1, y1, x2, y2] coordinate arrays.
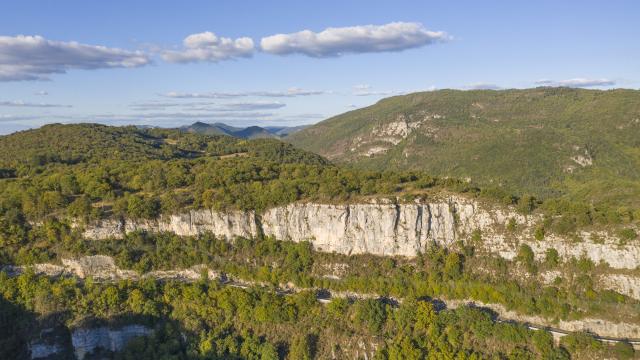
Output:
[[517, 244, 535, 265], [544, 248, 559, 267], [618, 228, 637, 244], [534, 227, 545, 241], [354, 299, 387, 333], [612, 341, 635, 360]]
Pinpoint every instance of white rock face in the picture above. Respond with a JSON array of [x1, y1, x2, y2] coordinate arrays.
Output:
[[62, 256, 137, 280], [8, 256, 219, 283], [71, 325, 152, 360], [482, 234, 640, 270], [601, 273, 640, 300], [79, 197, 640, 269], [83, 209, 257, 240]]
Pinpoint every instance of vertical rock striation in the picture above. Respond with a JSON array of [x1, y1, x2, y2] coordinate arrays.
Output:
[[79, 197, 640, 269]]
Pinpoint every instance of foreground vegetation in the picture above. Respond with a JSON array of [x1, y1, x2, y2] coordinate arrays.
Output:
[[10, 221, 637, 326], [0, 123, 638, 358], [2, 269, 635, 359]]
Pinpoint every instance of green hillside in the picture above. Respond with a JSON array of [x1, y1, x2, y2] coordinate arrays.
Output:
[[288, 87, 640, 210], [0, 123, 465, 232], [1, 125, 638, 359]]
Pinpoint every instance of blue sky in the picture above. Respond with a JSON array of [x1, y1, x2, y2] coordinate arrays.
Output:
[[1, 0, 638, 134]]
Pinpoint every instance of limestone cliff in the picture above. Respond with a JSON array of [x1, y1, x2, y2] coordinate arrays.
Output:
[[80, 196, 640, 269], [6, 255, 220, 282]]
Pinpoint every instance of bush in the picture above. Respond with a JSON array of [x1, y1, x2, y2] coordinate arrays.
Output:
[[612, 341, 635, 360], [544, 248, 559, 267], [517, 244, 535, 266], [534, 227, 545, 241], [618, 228, 637, 243], [560, 332, 603, 356], [354, 299, 387, 333]]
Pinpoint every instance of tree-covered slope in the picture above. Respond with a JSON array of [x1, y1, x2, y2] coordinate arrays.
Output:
[[0, 123, 325, 167], [288, 87, 640, 208], [0, 123, 468, 227]]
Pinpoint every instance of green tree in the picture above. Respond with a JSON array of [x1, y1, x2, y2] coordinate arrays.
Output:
[[288, 333, 313, 360]]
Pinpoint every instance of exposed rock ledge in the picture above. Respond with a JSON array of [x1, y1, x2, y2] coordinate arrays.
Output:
[[5, 255, 219, 282], [79, 197, 640, 269], [446, 299, 640, 340]]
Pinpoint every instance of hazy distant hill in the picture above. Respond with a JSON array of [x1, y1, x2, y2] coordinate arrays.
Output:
[[288, 87, 640, 207], [181, 122, 307, 139]]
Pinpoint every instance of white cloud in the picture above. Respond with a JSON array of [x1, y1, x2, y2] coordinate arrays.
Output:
[[464, 83, 502, 90], [0, 35, 150, 81], [112, 111, 274, 120], [535, 78, 616, 88], [0, 100, 71, 108], [34, 90, 48, 96], [0, 114, 38, 122], [260, 22, 449, 57], [352, 84, 408, 96], [216, 102, 286, 111], [162, 31, 254, 63], [163, 87, 329, 98], [130, 100, 285, 111]]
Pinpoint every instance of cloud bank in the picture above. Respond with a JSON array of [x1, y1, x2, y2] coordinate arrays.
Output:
[[464, 83, 502, 90], [260, 22, 448, 57], [535, 78, 615, 88], [0, 35, 150, 81], [0, 100, 71, 108], [163, 87, 328, 98], [130, 101, 285, 111], [162, 32, 254, 63]]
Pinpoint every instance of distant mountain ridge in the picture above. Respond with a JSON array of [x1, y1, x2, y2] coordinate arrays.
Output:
[[181, 122, 307, 139]]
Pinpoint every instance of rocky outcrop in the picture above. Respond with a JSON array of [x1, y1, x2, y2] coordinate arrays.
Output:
[[80, 199, 473, 256], [83, 209, 257, 240], [71, 325, 152, 360], [601, 273, 640, 300], [482, 233, 640, 270], [62, 256, 137, 280], [79, 197, 640, 270], [8, 255, 219, 282], [447, 299, 640, 340]]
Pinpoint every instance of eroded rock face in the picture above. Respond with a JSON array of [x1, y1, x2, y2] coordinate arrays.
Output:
[[8, 256, 219, 283], [79, 197, 640, 269], [601, 274, 640, 300], [62, 255, 137, 280], [71, 325, 152, 360], [83, 209, 257, 240], [446, 299, 640, 339]]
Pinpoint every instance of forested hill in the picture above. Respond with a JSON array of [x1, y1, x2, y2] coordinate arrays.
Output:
[[288, 87, 640, 209], [0, 123, 467, 224], [0, 123, 326, 167]]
